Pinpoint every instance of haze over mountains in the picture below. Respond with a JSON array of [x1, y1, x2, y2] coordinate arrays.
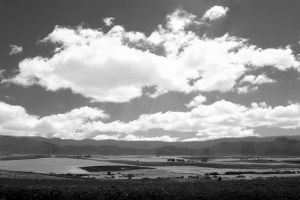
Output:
[[1, 135, 300, 156]]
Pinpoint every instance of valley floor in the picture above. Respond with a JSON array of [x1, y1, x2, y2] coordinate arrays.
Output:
[[1, 155, 300, 180]]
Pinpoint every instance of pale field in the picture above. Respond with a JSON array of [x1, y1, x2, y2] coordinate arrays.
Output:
[[0, 157, 122, 174]]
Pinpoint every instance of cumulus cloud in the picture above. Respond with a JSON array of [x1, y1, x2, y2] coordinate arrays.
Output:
[[240, 74, 275, 85], [5, 9, 300, 103], [166, 9, 197, 32], [103, 17, 115, 26], [0, 101, 107, 139], [186, 94, 207, 108], [92, 134, 178, 142], [2, 99, 300, 141], [9, 44, 23, 55], [236, 74, 275, 93], [0, 101, 38, 136], [201, 6, 229, 21], [122, 134, 178, 142], [236, 85, 258, 94], [35, 106, 108, 139], [0, 100, 178, 141], [92, 100, 300, 141], [93, 134, 120, 140]]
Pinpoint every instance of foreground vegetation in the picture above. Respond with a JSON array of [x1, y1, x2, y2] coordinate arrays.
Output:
[[0, 177, 300, 200]]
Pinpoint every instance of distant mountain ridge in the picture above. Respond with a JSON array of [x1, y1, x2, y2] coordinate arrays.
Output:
[[24, 135, 300, 149], [0, 135, 300, 156]]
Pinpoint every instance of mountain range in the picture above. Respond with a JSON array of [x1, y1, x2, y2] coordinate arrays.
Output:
[[0, 135, 300, 156]]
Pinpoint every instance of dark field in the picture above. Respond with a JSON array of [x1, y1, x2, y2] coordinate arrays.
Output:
[[0, 177, 300, 200], [105, 159, 300, 169], [80, 165, 153, 172]]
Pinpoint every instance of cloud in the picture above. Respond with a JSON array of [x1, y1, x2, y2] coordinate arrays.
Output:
[[240, 74, 275, 85], [236, 74, 275, 93], [0, 101, 107, 139], [0, 100, 178, 141], [93, 134, 120, 140], [186, 94, 207, 108], [93, 100, 300, 141], [6, 9, 300, 102], [236, 47, 299, 70], [9, 44, 23, 55], [103, 17, 115, 26], [166, 9, 197, 32], [236, 85, 258, 94], [93, 134, 178, 142], [122, 134, 178, 142], [201, 6, 229, 21], [2, 99, 300, 141], [0, 101, 38, 136], [34, 106, 108, 139]]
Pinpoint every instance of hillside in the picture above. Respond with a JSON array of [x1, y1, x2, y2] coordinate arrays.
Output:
[[198, 137, 300, 156]]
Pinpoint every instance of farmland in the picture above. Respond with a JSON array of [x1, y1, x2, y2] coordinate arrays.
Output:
[[0, 153, 300, 199], [1, 155, 300, 180]]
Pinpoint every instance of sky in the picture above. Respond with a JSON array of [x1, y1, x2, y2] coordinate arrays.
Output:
[[0, 0, 300, 141]]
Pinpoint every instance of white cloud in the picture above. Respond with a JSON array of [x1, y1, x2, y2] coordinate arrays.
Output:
[[93, 134, 120, 140], [123, 134, 178, 142], [2, 99, 300, 141], [236, 86, 249, 94], [201, 6, 229, 21], [34, 106, 108, 139], [236, 47, 299, 70], [0, 100, 179, 141], [6, 9, 300, 103], [0, 101, 107, 139], [186, 94, 207, 108], [240, 74, 275, 85], [166, 9, 197, 32], [236, 74, 275, 93], [93, 134, 178, 142], [0, 101, 38, 136], [9, 44, 23, 55], [236, 85, 258, 94], [94, 100, 300, 141], [103, 17, 115, 26]]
